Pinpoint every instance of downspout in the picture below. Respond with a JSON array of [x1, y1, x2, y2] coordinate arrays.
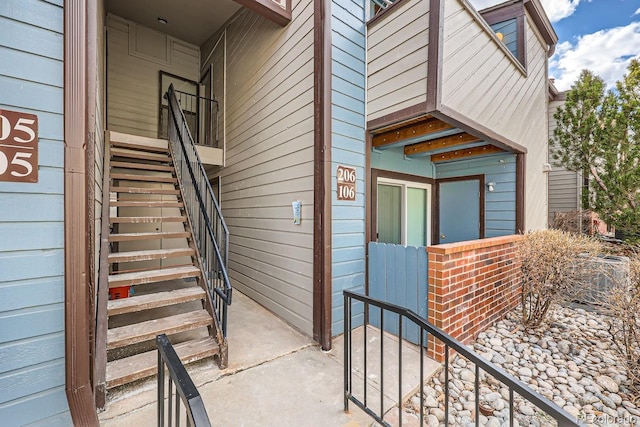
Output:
[[313, 0, 333, 350], [64, 0, 99, 424]]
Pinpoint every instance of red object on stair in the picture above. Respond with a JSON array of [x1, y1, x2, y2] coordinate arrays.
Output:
[[109, 286, 130, 300]]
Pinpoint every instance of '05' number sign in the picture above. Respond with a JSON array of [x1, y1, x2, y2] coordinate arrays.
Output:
[[337, 165, 356, 201], [0, 110, 38, 183]]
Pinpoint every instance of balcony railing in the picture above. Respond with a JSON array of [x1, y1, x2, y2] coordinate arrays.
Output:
[[343, 290, 579, 427], [173, 90, 220, 149]]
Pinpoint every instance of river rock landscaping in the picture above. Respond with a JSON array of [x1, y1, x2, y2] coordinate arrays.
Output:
[[403, 304, 640, 426]]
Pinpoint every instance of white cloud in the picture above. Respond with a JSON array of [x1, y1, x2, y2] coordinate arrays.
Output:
[[468, 0, 504, 10], [469, 0, 584, 23], [549, 22, 640, 91], [539, 0, 583, 23], [634, 7, 640, 16]]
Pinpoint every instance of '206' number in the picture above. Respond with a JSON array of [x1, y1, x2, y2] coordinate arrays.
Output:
[[337, 166, 356, 183]]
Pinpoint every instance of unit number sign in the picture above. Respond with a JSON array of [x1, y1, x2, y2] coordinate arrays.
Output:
[[0, 110, 38, 183], [337, 165, 356, 201]]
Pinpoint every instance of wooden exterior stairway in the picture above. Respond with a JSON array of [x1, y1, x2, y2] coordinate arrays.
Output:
[[96, 131, 226, 400]]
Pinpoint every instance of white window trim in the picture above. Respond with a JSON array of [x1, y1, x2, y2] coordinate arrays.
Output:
[[377, 177, 432, 247]]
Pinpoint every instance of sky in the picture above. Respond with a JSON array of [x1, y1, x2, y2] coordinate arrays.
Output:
[[470, 0, 640, 91]]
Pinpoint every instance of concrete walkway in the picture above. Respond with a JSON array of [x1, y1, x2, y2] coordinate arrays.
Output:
[[99, 291, 440, 426]]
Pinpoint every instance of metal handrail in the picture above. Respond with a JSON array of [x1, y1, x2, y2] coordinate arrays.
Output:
[[343, 290, 580, 427], [157, 334, 211, 427], [166, 84, 232, 336]]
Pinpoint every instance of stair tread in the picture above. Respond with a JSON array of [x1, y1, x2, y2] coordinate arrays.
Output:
[[110, 173, 177, 183], [108, 131, 168, 147], [107, 310, 212, 350], [108, 248, 195, 263], [111, 148, 171, 163], [109, 231, 191, 242], [108, 265, 200, 288], [107, 286, 205, 316], [110, 186, 181, 195], [105, 336, 219, 389], [110, 200, 184, 207], [111, 141, 170, 154], [111, 161, 174, 172], [109, 216, 187, 224]]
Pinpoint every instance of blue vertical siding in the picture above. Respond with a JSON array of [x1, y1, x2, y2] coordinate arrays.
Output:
[[0, 0, 71, 424], [371, 147, 436, 178], [436, 153, 517, 237], [331, 0, 367, 336]]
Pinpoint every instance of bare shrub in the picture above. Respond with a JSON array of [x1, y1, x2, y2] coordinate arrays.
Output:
[[604, 257, 640, 397], [518, 230, 603, 328], [550, 210, 594, 234]]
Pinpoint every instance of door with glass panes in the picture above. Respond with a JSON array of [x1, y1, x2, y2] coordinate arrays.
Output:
[[377, 179, 431, 247]]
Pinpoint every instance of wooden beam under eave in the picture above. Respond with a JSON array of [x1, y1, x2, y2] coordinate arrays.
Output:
[[431, 144, 505, 163], [405, 132, 481, 156], [372, 117, 452, 148]]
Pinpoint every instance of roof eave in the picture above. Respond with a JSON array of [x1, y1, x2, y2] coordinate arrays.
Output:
[[524, 0, 558, 57]]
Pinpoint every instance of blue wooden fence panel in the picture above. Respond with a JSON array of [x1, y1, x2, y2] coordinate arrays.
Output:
[[368, 242, 428, 344]]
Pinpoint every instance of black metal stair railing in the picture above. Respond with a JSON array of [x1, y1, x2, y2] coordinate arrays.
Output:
[[343, 290, 580, 427], [165, 84, 232, 337], [157, 334, 211, 427]]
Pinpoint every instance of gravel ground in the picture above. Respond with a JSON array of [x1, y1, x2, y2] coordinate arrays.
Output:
[[403, 305, 640, 426]]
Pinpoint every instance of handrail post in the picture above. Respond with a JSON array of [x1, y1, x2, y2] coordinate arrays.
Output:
[[343, 293, 349, 412], [156, 334, 212, 427], [158, 340, 165, 426]]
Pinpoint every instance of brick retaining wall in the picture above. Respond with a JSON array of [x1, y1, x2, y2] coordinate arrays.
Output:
[[427, 235, 523, 360]]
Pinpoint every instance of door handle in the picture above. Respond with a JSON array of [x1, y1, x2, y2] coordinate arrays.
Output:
[[440, 234, 446, 239]]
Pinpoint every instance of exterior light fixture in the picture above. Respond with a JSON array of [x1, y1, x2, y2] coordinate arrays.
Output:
[[158, 17, 168, 25], [487, 181, 496, 192]]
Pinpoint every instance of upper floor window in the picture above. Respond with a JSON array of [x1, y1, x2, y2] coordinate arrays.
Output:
[[480, 2, 526, 68]]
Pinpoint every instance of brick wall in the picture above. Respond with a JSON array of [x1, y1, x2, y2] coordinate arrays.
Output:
[[426, 235, 523, 360]]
